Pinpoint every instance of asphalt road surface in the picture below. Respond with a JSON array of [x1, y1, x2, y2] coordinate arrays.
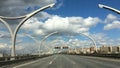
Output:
[[12, 54, 120, 68]]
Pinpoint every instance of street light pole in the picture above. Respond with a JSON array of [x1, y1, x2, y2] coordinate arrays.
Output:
[[67, 33, 97, 53], [98, 4, 120, 14], [24, 33, 56, 55], [0, 4, 55, 60], [78, 33, 97, 52], [39, 31, 58, 56]]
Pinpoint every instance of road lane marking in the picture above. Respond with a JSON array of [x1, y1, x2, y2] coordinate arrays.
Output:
[[49, 55, 58, 64], [62, 55, 76, 64], [13, 59, 42, 68], [13, 56, 53, 68]]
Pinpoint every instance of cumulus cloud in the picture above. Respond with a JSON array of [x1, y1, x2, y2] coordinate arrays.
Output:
[[91, 33, 108, 46], [104, 20, 120, 30], [91, 33, 120, 46], [22, 14, 101, 36], [0, 43, 8, 49], [0, 43, 11, 54], [0, 31, 10, 39], [104, 14, 117, 23], [103, 14, 120, 30], [43, 15, 100, 35], [22, 18, 43, 30], [0, 0, 56, 17]]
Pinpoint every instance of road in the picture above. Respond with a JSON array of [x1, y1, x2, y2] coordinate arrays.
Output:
[[12, 54, 120, 68]]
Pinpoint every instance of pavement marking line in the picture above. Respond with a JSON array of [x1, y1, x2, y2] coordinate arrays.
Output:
[[13, 57, 52, 68], [13, 59, 42, 68], [49, 55, 58, 65], [62, 55, 76, 64]]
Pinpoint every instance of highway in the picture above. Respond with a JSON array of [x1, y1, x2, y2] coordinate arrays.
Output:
[[12, 54, 120, 68]]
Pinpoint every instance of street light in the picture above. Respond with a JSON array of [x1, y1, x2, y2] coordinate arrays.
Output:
[[79, 33, 97, 52], [24, 32, 57, 56], [48, 33, 97, 53], [67, 33, 97, 53], [0, 4, 55, 60], [48, 39, 63, 53], [39, 31, 58, 56], [98, 4, 120, 14]]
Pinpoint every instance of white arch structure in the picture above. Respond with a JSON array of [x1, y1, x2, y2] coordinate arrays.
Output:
[[78, 33, 97, 52], [24, 31, 58, 56], [41, 32, 97, 52], [39, 31, 58, 56], [98, 4, 120, 14], [0, 3, 55, 59]]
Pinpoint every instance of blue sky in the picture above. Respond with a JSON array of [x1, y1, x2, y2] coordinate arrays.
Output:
[[26, 0, 120, 46], [47, 0, 120, 39], [48, 0, 120, 17], [0, 0, 120, 52]]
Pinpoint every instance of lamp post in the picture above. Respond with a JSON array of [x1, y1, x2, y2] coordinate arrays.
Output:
[[78, 33, 97, 52], [24, 32, 57, 56], [98, 4, 120, 14], [48, 33, 97, 53], [67, 33, 97, 53], [0, 4, 55, 60], [39, 31, 58, 56]]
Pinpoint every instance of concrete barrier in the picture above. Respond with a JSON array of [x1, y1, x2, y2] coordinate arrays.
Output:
[[79, 53, 120, 58], [0, 54, 52, 67]]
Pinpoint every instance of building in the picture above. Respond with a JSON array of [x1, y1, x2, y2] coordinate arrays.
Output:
[[90, 46, 96, 53], [82, 48, 90, 54], [0, 53, 3, 57], [99, 45, 120, 54], [75, 48, 82, 54], [67, 49, 76, 54], [111, 46, 120, 53], [99, 45, 112, 54]]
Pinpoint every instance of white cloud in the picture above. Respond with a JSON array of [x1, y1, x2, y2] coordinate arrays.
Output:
[[103, 14, 120, 30], [92, 33, 108, 45], [34, 29, 44, 35], [0, 0, 57, 16], [91, 33, 120, 46], [67, 38, 94, 48], [104, 14, 117, 23], [83, 17, 101, 27], [38, 12, 53, 19], [26, 15, 101, 36], [0, 31, 10, 38], [22, 18, 43, 30], [0, 44, 8, 49], [104, 20, 120, 30], [52, 0, 64, 9]]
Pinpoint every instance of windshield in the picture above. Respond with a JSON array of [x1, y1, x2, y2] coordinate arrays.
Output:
[[0, 0, 120, 68]]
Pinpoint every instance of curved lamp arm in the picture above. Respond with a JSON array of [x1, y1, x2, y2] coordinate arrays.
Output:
[[39, 31, 58, 56], [0, 3, 55, 59], [0, 4, 55, 20], [98, 4, 120, 14], [24, 34, 53, 55], [13, 3, 55, 49], [79, 33, 97, 52]]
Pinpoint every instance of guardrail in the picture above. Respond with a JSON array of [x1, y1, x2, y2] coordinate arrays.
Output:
[[80, 53, 120, 58], [0, 55, 38, 61], [0, 54, 52, 67]]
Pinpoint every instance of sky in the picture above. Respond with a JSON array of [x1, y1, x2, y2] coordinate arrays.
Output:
[[0, 0, 120, 54]]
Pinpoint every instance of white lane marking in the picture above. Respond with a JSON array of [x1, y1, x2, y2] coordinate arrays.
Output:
[[13, 56, 52, 68], [62, 55, 76, 64], [13, 60, 41, 68], [49, 55, 58, 64]]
